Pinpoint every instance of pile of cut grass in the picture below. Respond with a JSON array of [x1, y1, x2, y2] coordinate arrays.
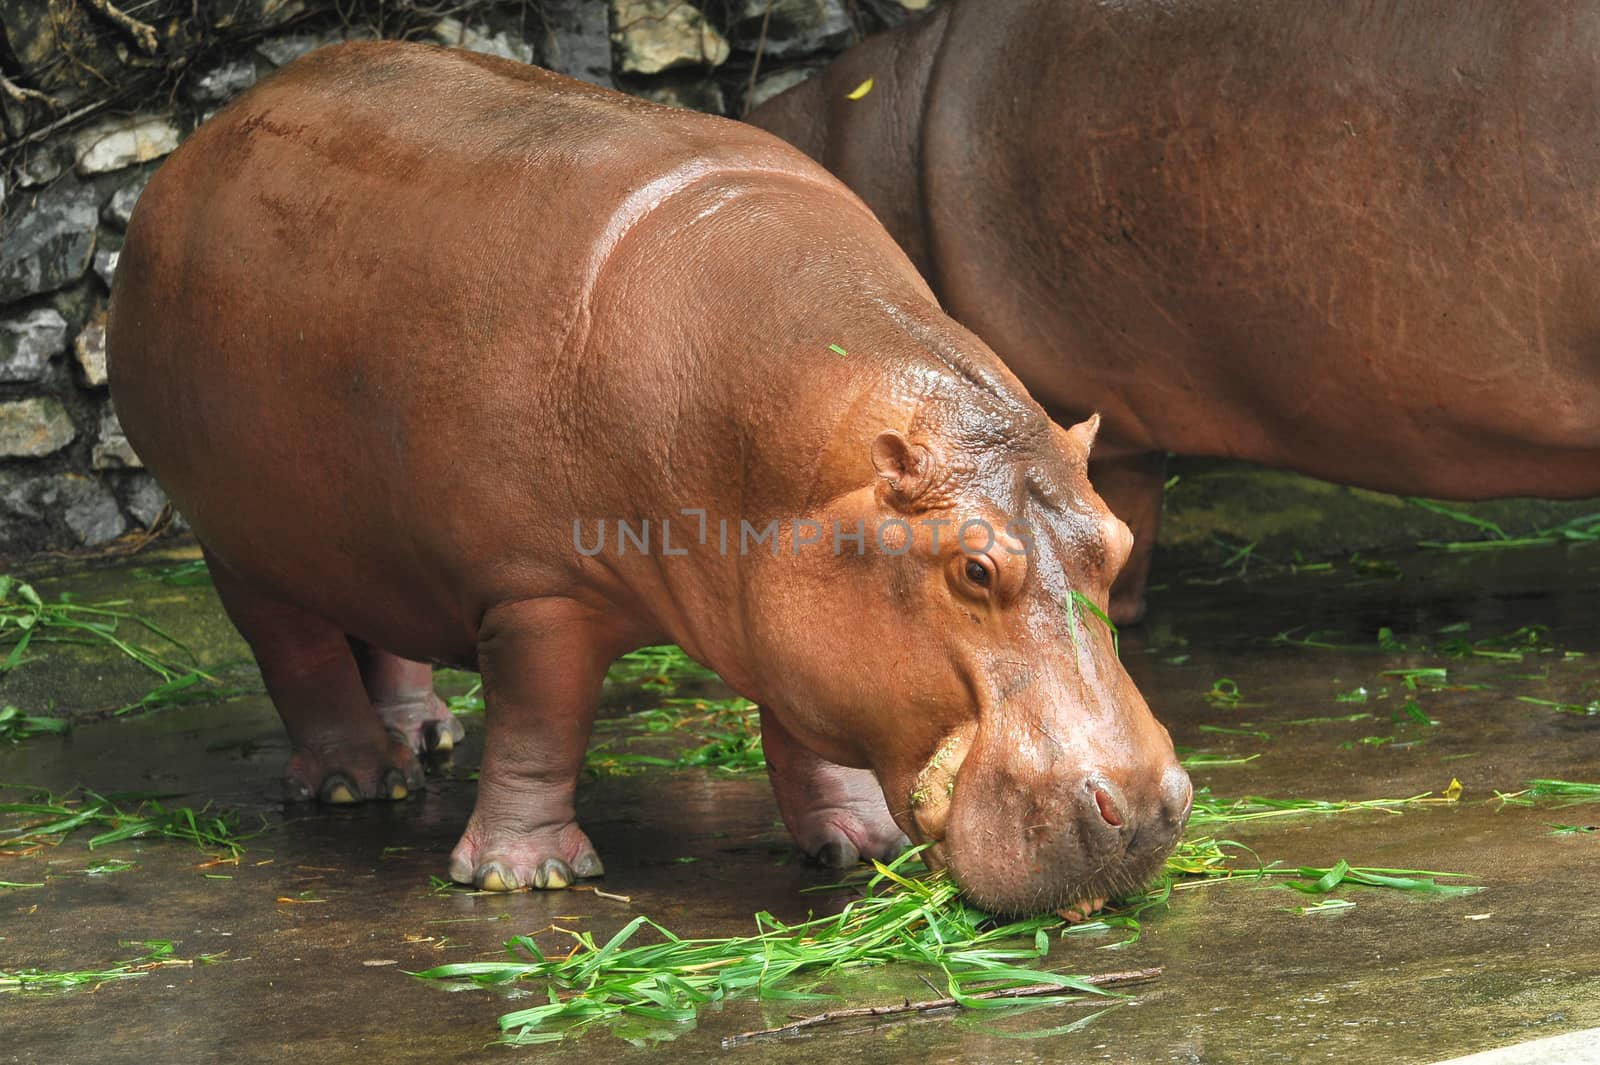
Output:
[[417, 824, 1480, 1045]]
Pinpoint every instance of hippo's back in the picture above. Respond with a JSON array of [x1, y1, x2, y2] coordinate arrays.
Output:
[[106, 41, 815, 654]]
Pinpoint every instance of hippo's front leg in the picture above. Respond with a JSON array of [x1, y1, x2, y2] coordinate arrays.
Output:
[[760, 706, 911, 868], [448, 599, 612, 891]]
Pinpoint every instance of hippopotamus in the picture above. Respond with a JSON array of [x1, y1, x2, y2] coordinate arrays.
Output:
[[750, 0, 1600, 621], [106, 41, 1192, 914]]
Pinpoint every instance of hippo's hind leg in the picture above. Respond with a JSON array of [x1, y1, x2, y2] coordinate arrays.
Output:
[[350, 641, 465, 756], [447, 597, 610, 891], [205, 550, 424, 803], [1088, 450, 1168, 625], [760, 706, 911, 868]]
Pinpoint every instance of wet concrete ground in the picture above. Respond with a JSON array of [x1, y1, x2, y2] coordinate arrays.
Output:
[[3, 539, 1599, 1063]]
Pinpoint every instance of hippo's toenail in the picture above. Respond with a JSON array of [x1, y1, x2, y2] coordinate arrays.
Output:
[[572, 852, 605, 879], [383, 770, 408, 801], [321, 777, 358, 804], [535, 859, 573, 890], [816, 840, 860, 868], [427, 724, 454, 753], [477, 863, 518, 892]]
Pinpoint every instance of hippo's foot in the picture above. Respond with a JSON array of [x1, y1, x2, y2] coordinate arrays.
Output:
[[283, 734, 425, 804], [448, 818, 604, 891], [760, 706, 911, 869], [374, 691, 466, 756], [351, 643, 466, 755]]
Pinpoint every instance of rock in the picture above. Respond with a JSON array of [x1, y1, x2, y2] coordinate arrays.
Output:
[[186, 58, 258, 105], [641, 79, 727, 115], [103, 171, 152, 230], [94, 248, 119, 290], [0, 397, 76, 457], [746, 65, 819, 110], [74, 115, 182, 176], [0, 309, 69, 383], [0, 180, 97, 303], [537, 0, 614, 86], [611, 0, 730, 74], [16, 143, 65, 187], [430, 17, 535, 65], [732, 0, 852, 60], [92, 405, 141, 469], [123, 472, 172, 528], [74, 318, 108, 387], [0, 471, 125, 545]]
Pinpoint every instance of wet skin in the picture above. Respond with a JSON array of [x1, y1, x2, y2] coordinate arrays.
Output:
[[108, 42, 1189, 914], [749, 0, 1600, 622]]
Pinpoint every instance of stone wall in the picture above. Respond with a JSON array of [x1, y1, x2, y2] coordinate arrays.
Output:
[[0, 0, 939, 562]]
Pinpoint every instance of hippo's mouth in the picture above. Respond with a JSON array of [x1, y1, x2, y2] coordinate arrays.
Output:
[[904, 730, 972, 860], [904, 728, 1182, 917]]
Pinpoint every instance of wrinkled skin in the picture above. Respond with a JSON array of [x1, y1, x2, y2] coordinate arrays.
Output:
[[108, 42, 1189, 915], [750, 0, 1600, 622]]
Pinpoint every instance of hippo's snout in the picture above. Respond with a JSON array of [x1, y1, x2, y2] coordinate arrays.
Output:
[[937, 726, 1192, 916], [1081, 764, 1193, 861]]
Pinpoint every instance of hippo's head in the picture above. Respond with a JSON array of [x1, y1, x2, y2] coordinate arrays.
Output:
[[744, 319, 1190, 915]]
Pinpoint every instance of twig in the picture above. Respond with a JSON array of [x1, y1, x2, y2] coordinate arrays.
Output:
[[0, 98, 111, 156], [0, 74, 60, 109], [80, 0, 161, 56], [740, 0, 775, 117], [721, 966, 1163, 1046]]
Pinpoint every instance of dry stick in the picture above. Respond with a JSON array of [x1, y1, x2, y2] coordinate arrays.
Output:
[[740, 0, 775, 118], [80, 0, 161, 56], [721, 966, 1164, 1047], [0, 74, 60, 109]]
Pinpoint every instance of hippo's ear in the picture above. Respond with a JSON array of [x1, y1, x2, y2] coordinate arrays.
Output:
[[1061, 413, 1101, 461], [872, 430, 937, 509]]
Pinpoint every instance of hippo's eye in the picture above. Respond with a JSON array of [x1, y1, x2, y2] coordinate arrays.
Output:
[[964, 559, 991, 587]]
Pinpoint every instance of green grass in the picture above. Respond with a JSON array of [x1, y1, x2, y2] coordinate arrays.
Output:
[[587, 697, 764, 776], [1, 940, 220, 993], [415, 781, 1486, 1045], [416, 851, 1126, 1045], [0, 786, 259, 858], [0, 574, 230, 717], [446, 650, 764, 776], [1408, 499, 1600, 551], [1498, 779, 1600, 806], [0, 704, 68, 743]]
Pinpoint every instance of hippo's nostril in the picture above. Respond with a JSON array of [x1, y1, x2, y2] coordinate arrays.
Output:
[[1161, 765, 1195, 825], [1091, 785, 1124, 827]]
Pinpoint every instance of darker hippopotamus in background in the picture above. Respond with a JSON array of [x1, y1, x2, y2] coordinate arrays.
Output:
[[750, 0, 1600, 622], [106, 41, 1191, 916]]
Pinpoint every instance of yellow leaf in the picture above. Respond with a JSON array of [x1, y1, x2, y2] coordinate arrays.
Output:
[[846, 77, 874, 101], [1444, 777, 1463, 802]]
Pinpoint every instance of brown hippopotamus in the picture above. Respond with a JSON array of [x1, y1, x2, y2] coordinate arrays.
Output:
[[106, 41, 1191, 914], [750, 0, 1600, 621]]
